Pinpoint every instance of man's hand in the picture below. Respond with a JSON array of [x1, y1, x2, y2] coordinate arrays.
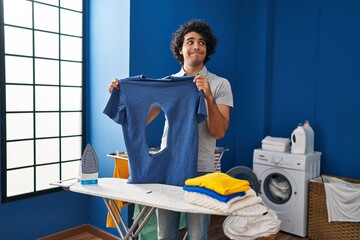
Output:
[[108, 78, 120, 93], [193, 75, 212, 100]]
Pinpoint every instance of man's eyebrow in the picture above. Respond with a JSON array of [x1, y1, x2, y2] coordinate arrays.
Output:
[[185, 37, 205, 41], [185, 37, 195, 41]]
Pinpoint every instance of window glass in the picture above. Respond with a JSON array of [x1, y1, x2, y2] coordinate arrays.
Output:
[[3, 0, 32, 28], [6, 141, 34, 169], [36, 0, 59, 6], [6, 113, 34, 140], [36, 164, 60, 191], [36, 139, 60, 164], [61, 0, 83, 11], [6, 85, 33, 111], [61, 61, 82, 86], [34, 3, 59, 32], [4, 26, 33, 56], [35, 86, 59, 111], [35, 59, 59, 85], [60, 35, 82, 61], [36, 113, 60, 138], [61, 137, 82, 161], [5, 56, 33, 84], [62, 161, 81, 179], [61, 9, 82, 36], [7, 168, 34, 197], [61, 112, 82, 136], [35, 31, 59, 59], [61, 87, 82, 111]]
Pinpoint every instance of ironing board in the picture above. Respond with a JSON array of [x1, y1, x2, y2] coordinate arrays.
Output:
[[54, 177, 267, 240]]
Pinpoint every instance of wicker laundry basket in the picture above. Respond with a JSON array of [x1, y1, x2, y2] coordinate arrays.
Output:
[[308, 175, 360, 240]]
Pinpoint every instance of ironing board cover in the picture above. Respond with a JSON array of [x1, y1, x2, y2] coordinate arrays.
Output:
[[69, 178, 267, 216]]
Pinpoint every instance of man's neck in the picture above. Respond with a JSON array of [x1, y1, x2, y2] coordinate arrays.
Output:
[[183, 63, 204, 76]]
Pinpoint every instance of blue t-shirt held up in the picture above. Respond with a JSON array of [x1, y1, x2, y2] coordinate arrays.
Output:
[[103, 75, 207, 186]]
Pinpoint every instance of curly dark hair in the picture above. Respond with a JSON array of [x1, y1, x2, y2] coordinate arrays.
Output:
[[171, 19, 218, 65]]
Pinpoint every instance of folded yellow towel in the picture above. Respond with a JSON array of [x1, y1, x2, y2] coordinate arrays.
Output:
[[185, 172, 250, 195]]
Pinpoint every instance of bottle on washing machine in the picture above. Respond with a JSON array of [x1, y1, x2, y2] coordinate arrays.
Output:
[[291, 124, 306, 154], [303, 120, 314, 154]]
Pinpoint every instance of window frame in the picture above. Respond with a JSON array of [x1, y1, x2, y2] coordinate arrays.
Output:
[[0, 0, 86, 203]]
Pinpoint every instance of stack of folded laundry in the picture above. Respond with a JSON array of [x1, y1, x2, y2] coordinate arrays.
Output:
[[261, 136, 290, 152], [183, 172, 264, 215]]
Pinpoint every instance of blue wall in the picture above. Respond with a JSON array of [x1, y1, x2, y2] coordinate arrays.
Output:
[[0, 188, 88, 239], [1, 0, 360, 239], [255, 0, 360, 179], [127, 0, 360, 180], [218, 0, 360, 180], [86, 0, 130, 236], [234, 0, 272, 170]]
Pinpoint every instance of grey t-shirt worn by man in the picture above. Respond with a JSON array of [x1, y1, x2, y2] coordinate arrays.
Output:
[[160, 66, 233, 173]]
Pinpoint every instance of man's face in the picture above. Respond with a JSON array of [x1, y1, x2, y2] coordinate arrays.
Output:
[[180, 31, 207, 66]]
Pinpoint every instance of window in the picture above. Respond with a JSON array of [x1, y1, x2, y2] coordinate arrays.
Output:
[[1, 0, 85, 202]]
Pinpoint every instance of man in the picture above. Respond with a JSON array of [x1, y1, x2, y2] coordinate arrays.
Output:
[[109, 19, 233, 240]]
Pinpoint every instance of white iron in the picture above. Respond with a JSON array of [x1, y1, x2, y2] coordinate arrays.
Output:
[[80, 143, 99, 185]]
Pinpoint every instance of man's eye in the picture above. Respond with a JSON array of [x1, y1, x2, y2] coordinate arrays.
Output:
[[187, 41, 193, 45], [200, 41, 206, 45]]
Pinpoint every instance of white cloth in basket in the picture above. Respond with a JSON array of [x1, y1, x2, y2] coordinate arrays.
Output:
[[323, 175, 360, 222]]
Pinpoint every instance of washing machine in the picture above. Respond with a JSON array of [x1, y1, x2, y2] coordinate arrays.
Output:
[[252, 149, 321, 237]]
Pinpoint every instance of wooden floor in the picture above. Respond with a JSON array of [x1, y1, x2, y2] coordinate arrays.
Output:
[[63, 232, 103, 240], [61, 215, 308, 240]]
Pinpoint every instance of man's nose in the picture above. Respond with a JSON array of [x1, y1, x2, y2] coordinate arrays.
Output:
[[193, 42, 200, 49]]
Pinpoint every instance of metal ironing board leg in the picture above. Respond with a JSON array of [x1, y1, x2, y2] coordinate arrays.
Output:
[[124, 205, 155, 239], [132, 207, 156, 238], [110, 199, 130, 234], [103, 198, 127, 239], [102, 198, 156, 240]]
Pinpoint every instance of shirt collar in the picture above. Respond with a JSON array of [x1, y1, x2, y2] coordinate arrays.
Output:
[[178, 66, 208, 77]]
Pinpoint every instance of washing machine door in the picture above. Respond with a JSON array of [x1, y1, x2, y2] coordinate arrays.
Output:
[[259, 168, 298, 211], [226, 166, 260, 195]]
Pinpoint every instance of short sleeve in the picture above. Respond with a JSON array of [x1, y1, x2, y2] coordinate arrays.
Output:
[[103, 88, 126, 124], [214, 80, 233, 108]]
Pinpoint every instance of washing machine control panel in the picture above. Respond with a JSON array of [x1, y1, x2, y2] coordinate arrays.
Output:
[[271, 156, 305, 169], [254, 150, 307, 170]]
